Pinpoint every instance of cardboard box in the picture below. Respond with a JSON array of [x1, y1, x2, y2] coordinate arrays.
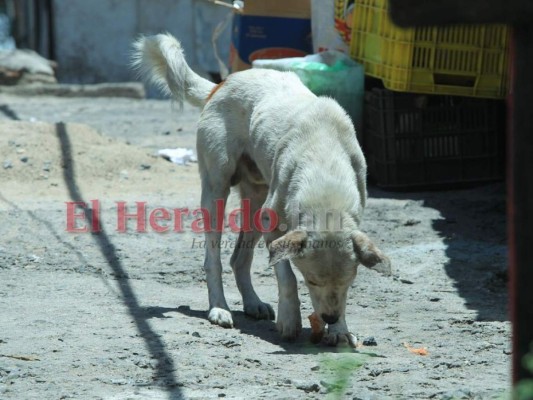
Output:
[[230, 0, 312, 72]]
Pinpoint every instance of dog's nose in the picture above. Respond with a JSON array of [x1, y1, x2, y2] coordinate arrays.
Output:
[[321, 313, 339, 324]]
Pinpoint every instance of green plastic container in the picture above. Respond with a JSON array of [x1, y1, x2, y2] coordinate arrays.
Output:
[[252, 51, 365, 139]]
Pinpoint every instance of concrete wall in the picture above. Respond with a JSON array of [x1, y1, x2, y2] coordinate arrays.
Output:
[[52, 0, 231, 84]]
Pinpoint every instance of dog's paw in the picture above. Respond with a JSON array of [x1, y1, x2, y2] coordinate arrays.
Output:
[[322, 332, 357, 348], [244, 301, 275, 320], [277, 301, 302, 341], [208, 307, 233, 328], [371, 256, 392, 277], [277, 319, 302, 341]]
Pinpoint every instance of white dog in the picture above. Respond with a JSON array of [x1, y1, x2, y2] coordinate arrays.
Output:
[[133, 33, 391, 347]]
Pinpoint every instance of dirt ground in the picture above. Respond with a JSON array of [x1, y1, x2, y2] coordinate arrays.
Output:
[[0, 94, 510, 399]]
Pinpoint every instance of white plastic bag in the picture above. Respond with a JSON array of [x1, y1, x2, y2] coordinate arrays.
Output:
[[311, 0, 355, 53]]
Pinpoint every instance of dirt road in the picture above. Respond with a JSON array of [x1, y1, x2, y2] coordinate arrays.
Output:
[[0, 95, 510, 399]]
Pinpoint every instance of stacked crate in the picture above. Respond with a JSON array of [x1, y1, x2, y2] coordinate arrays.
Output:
[[350, 0, 509, 188]]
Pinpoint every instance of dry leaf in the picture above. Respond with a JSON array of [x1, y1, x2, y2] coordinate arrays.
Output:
[[403, 342, 428, 356]]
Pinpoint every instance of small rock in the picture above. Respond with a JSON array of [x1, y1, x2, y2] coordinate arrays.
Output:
[[294, 380, 320, 393], [119, 170, 129, 180], [446, 362, 461, 369], [218, 394, 226, 398], [163, 131, 171, 135], [42, 161, 52, 172], [177, 127, 183, 132], [16, 148, 25, 154], [140, 163, 151, 170], [218, 339, 241, 348], [191, 332, 201, 338], [362, 336, 377, 346], [133, 358, 155, 369], [3, 160, 13, 169], [310, 365, 320, 371], [319, 380, 338, 393], [429, 297, 440, 302], [399, 278, 414, 284], [109, 379, 128, 385], [20, 156, 28, 163], [403, 219, 420, 226]]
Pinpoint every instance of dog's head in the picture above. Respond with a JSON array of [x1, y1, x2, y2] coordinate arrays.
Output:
[[269, 229, 391, 324]]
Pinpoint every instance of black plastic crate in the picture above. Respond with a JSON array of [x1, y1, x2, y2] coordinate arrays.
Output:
[[364, 88, 505, 189]]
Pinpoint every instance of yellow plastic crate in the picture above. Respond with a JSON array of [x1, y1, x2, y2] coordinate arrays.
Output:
[[350, 0, 510, 98]]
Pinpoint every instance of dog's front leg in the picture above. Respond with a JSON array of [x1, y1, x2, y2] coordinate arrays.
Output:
[[323, 315, 357, 347], [274, 260, 302, 340]]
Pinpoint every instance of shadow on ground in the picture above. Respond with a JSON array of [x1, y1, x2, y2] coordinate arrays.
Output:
[[370, 183, 508, 322], [174, 305, 384, 357], [55, 122, 184, 399]]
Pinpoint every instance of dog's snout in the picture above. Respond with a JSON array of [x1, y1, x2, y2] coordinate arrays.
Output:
[[321, 313, 339, 324]]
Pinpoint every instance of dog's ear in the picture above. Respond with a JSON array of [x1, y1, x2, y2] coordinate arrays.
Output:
[[351, 231, 392, 276], [268, 230, 308, 266]]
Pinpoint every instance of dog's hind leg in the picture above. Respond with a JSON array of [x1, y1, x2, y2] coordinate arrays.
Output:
[[200, 176, 233, 328], [230, 182, 275, 320]]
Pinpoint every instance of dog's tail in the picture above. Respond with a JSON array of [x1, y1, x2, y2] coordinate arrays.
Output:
[[132, 33, 216, 108]]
